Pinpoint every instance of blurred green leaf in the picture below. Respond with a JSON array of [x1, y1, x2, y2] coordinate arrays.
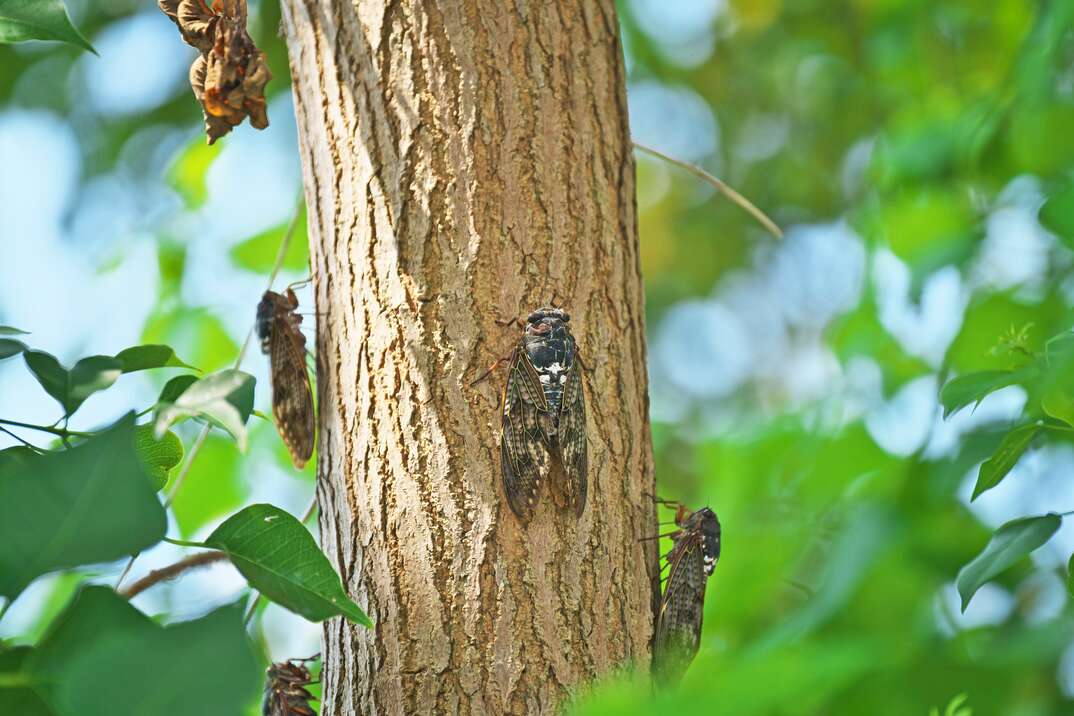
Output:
[[114, 345, 196, 373], [167, 136, 220, 207], [23, 351, 123, 417], [30, 586, 259, 716], [0, 338, 26, 360], [0, 0, 95, 54], [133, 424, 184, 491], [956, 514, 1061, 612], [201, 504, 370, 626], [1068, 553, 1074, 599], [230, 205, 309, 273], [1040, 183, 1074, 249], [142, 308, 238, 373], [154, 369, 255, 450], [0, 646, 53, 716], [0, 416, 167, 599], [972, 424, 1038, 500], [940, 371, 1022, 419], [170, 435, 245, 538], [0, 326, 28, 335]]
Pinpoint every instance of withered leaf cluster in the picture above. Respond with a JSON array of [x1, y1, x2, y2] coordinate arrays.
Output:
[[159, 0, 270, 144]]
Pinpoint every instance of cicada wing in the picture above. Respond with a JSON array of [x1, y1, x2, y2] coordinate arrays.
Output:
[[556, 356, 588, 517], [500, 349, 551, 520], [269, 322, 315, 469], [652, 535, 707, 687]]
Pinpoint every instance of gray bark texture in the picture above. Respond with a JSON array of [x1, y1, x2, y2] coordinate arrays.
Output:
[[280, 1, 657, 713]]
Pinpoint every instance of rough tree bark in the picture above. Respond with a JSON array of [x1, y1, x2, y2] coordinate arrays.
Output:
[[280, 2, 656, 713]]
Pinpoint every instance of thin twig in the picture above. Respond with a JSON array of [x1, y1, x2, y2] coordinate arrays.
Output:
[[244, 496, 318, 624], [0, 426, 45, 453], [120, 551, 229, 599], [632, 140, 783, 239], [116, 195, 305, 591], [0, 418, 93, 439]]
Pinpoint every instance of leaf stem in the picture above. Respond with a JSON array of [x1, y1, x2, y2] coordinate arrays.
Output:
[[632, 141, 784, 239], [119, 551, 229, 599]]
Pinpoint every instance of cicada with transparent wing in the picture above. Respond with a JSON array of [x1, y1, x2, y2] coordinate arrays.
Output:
[[262, 658, 318, 716], [495, 307, 588, 521], [257, 288, 315, 469], [651, 501, 721, 687]]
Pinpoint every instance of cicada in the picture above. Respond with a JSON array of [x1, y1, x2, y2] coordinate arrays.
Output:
[[651, 501, 721, 687], [262, 658, 317, 716], [256, 288, 315, 469], [496, 307, 588, 521]]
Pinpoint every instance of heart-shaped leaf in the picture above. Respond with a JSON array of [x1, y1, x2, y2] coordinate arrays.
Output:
[[956, 513, 1061, 612], [940, 371, 1022, 419], [114, 345, 196, 373], [0, 0, 95, 53], [0, 415, 167, 599], [972, 424, 1039, 500], [133, 424, 184, 491], [30, 587, 258, 716], [23, 351, 123, 417], [200, 503, 370, 626], [154, 369, 255, 450]]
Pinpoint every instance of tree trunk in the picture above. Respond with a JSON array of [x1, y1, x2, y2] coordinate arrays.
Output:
[[280, 1, 656, 713]]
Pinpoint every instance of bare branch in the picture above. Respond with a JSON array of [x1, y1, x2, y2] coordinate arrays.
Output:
[[632, 141, 783, 239], [120, 551, 230, 599]]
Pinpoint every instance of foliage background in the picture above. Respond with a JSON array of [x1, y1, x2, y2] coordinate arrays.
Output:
[[3, 0, 1074, 714]]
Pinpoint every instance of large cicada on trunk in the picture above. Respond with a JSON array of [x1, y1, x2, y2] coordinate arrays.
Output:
[[496, 307, 588, 521]]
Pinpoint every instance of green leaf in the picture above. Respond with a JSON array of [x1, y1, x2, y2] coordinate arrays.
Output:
[[230, 205, 309, 273], [972, 424, 1039, 500], [154, 369, 255, 450], [956, 514, 1061, 612], [0, 416, 167, 599], [201, 503, 371, 626], [1040, 183, 1074, 248], [114, 344, 196, 373], [0, 646, 54, 716], [940, 370, 1021, 419], [23, 351, 123, 417], [0, 0, 95, 53], [30, 587, 259, 716], [156, 374, 199, 405], [1068, 553, 1074, 599], [170, 435, 245, 538], [167, 136, 221, 207], [0, 338, 26, 360], [142, 308, 238, 373], [0, 326, 28, 335], [133, 424, 184, 491]]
